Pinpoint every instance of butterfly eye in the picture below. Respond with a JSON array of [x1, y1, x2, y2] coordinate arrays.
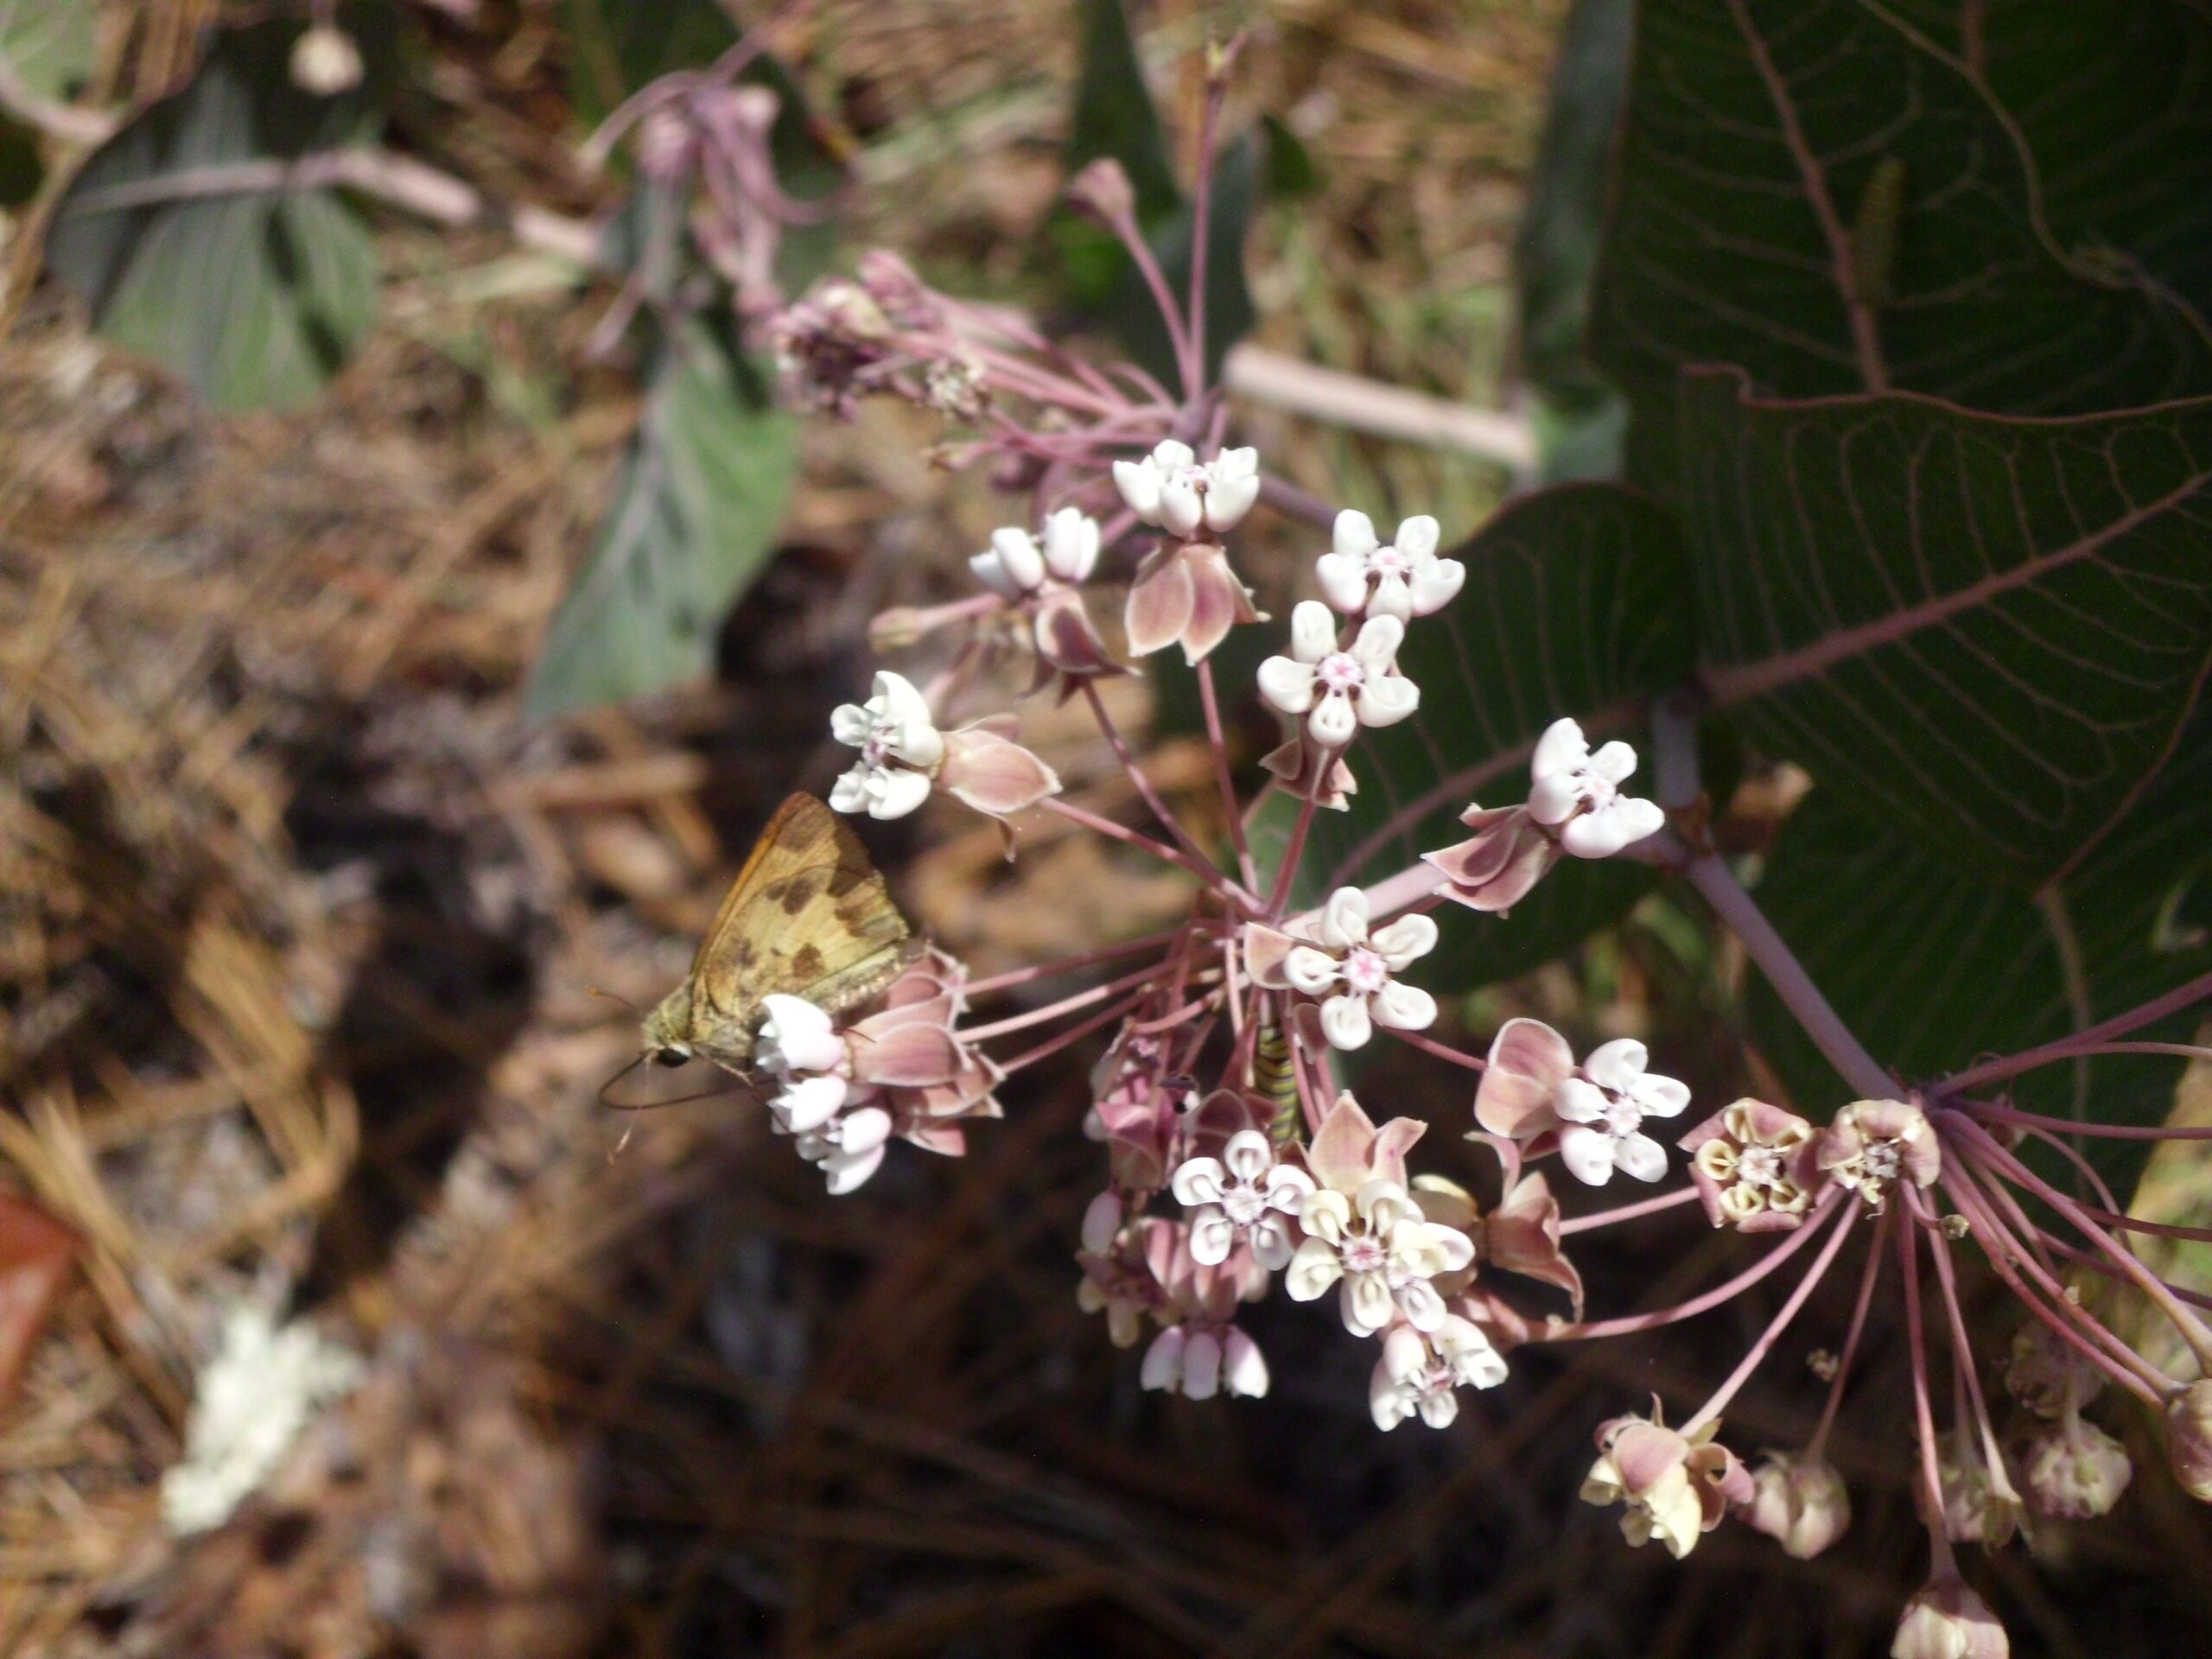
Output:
[[654, 1046, 693, 1068]]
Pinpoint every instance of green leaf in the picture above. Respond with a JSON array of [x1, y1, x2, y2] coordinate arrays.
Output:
[[1512, 0, 1633, 480], [1066, 0, 1179, 220], [1948, 0, 2212, 322], [42, 6, 397, 412], [1681, 368, 2212, 889], [524, 320, 797, 718], [1, 3, 97, 99], [1744, 719, 2212, 1187], [1589, 0, 2212, 492], [1267, 484, 1694, 988], [563, 0, 736, 128]]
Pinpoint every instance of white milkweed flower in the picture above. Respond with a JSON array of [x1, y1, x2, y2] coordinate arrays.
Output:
[[1370, 1316, 1508, 1431], [969, 506, 1100, 597], [1257, 601, 1419, 748], [1171, 1130, 1316, 1269], [829, 671, 944, 819], [1317, 511, 1464, 623], [1280, 886, 1438, 1051], [794, 1103, 894, 1195], [1141, 1323, 1270, 1400], [1287, 1178, 1476, 1337], [1527, 717, 1664, 857], [756, 995, 849, 1133], [1554, 1038, 1691, 1185], [1112, 440, 1261, 537]]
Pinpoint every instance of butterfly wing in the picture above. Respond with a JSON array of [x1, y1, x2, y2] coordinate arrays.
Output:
[[682, 794, 916, 1070]]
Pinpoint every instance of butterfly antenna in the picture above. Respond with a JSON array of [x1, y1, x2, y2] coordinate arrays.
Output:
[[589, 986, 642, 1016]]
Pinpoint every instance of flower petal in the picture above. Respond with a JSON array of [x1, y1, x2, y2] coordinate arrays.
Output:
[[1356, 673, 1420, 728], [1112, 457, 1163, 522], [1369, 912, 1437, 966], [1315, 551, 1370, 615], [1588, 740, 1639, 784], [1285, 1236, 1344, 1300], [868, 766, 934, 820], [1282, 944, 1341, 997], [1309, 690, 1360, 748], [1317, 886, 1371, 948], [1256, 655, 1318, 715], [1141, 1326, 1186, 1390], [1319, 993, 1374, 1051], [1160, 475, 1205, 537], [1350, 613, 1405, 673], [1189, 1211, 1236, 1265], [1224, 1130, 1274, 1183], [1615, 1131, 1669, 1183], [1557, 1122, 1618, 1186], [1222, 1328, 1269, 1397], [1394, 515, 1440, 560], [1179, 1329, 1224, 1399], [1170, 1156, 1226, 1206], [1040, 506, 1099, 582], [1370, 981, 1437, 1032], [1126, 548, 1196, 658], [1531, 716, 1589, 779], [1554, 1077, 1611, 1125], [1332, 509, 1379, 558], [1585, 1039, 1648, 1092], [1289, 600, 1338, 664]]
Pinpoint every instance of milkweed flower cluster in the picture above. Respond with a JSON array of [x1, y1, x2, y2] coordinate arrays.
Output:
[[716, 67, 2212, 1653]]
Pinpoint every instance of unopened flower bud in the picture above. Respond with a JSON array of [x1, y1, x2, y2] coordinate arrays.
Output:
[[2164, 1380, 2212, 1501], [1067, 157, 1138, 226], [289, 24, 364, 95], [1082, 1190, 1124, 1255], [1741, 1452, 1851, 1560], [2006, 1318, 2105, 1417], [2021, 1415, 2131, 1519], [1891, 1577, 2008, 1659]]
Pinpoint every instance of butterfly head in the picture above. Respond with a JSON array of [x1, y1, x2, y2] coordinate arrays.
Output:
[[639, 983, 697, 1069]]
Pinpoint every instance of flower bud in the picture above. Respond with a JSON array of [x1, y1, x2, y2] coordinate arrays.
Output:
[[1891, 1577, 2008, 1659], [2164, 1380, 2212, 1501], [1741, 1452, 1851, 1560], [2022, 1415, 2132, 1519], [2005, 1318, 2104, 1418], [1066, 157, 1138, 226], [289, 24, 364, 95], [1082, 1190, 1124, 1255]]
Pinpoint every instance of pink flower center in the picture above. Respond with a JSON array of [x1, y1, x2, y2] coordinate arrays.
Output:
[[1862, 1140, 1902, 1183], [1340, 946, 1390, 995], [1221, 1185, 1266, 1225], [1737, 1146, 1785, 1187], [1371, 546, 1408, 577], [1603, 1096, 1643, 1137], [1316, 652, 1365, 692], [1341, 1234, 1387, 1274]]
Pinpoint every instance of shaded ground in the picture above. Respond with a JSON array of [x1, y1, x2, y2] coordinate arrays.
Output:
[[1, 3, 2208, 1656]]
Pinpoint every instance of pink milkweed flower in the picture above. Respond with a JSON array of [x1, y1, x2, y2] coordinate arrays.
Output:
[[1423, 803, 1558, 914], [1316, 510, 1464, 623], [1527, 717, 1664, 857], [1303, 1091, 1427, 1194], [2021, 1413, 2132, 1519], [1412, 1173, 1585, 1317], [1124, 537, 1266, 664], [1554, 1039, 1690, 1186], [1258, 602, 1419, 747], [1919, 1433, 2026, 1548], [1260, 724, 1358, 810], [1171, 1129, 1315, 1270], [1112, 440, 1261, 537], [829, 671, 944, 819], [1075, 1215, 1182, 1348], [1473, 1017, 1578, 1146], [1580, 1410, 1752, 1560], [1369, 1316, 1507, 1430], [969, 508, 1123, 689], [1817, 1097, 1940, 1210], [2165, 1380, 2212, 1501], [1891, 1577, 2010, 1659], [1243, 887, 1438, 1052], [1287, 1178, 1476, 1337], [1741, 1451, 1851, 1560], [1681, 1098, 1821, 1231], [1138, 1224, 1271, 1400]]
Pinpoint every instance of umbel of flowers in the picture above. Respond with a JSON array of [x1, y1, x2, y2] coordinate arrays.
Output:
[[684, 49, 2212, 1653]]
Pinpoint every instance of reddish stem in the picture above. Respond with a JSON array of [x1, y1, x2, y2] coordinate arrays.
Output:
[[1385, 1027, 1488, 1072], [1954, 1096, 2212, 1141], [1938, 971, 2212, 1095], [1808, 1207, 1890, 1459], [1542, 1194, 1841, 1341], [1896, 1217, 1960, 1582], [1196, 658, 1260, 892], [960, 958, 1183, 1042], [962, 930, 1187, 996], [1682, 1198, 1859, 1434], [1556, 1185, 1701, 1236]]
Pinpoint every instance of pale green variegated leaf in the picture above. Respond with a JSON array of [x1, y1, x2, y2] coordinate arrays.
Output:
[[1745, 715, 2212, 1185], [1590, 0, 2212, 492], [1682, 369, 2212, 889], [43, 6, 396, 411], [524, 322, 797, 718], [1264, 484, 1692, 989]]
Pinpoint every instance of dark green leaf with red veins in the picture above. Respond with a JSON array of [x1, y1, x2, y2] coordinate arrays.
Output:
[[1679, 370, 2212, 889], [1928, 0, 2212, 321], [1588, 0, 2212, 494], [43, 5, 397, 412], [1744, 715, 2212, 1187], [524, 319, 795, 718], [1255, 484, 1694, 991], [0, 1194, 75, 1413]]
